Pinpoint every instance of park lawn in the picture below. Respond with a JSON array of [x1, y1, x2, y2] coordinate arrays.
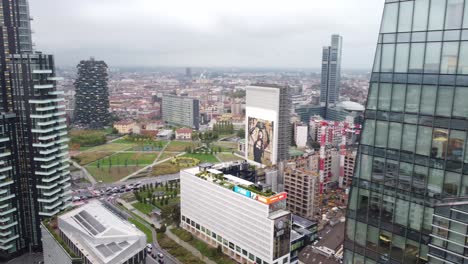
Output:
[[182, 153, 219, 163], [158, 233, 205, 264], [128, 218, 153, 243], [84, 143, 135, 152], [165, 141, 199, 152], [213, 141, 238, 152], [151, 162, 181, 176], [157, 152, 178, 161], [69, 129, 108, 148], [88, 152, 158, 167], [72, 151, 114, 166], [133, 202, 157, 215], [217, 153, 243, 162], [171, 228, 235, 264], [86, 166, 144, 183]]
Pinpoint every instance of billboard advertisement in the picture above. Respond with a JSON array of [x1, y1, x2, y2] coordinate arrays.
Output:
[[248, 117, 274, 165], [273, 213, 291, 259], [257, 192, 287, 205]]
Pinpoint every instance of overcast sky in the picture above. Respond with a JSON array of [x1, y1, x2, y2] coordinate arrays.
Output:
[[29, 0, 383, 70]]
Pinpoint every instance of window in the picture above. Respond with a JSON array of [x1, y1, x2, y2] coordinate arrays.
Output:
[[413, 0, 430, 31], [346, 219, 356, 241], [424, 42, 442, 73], [355, 221, 367, 247], [420, 85, 437, 115], [378, 83, 391, 111], [366, 225, 379, 251], [283, 257, 289, 264], [432, 128, 449, 159], [448, 130, 465, 161], [409, 43, 425, 73], [373, 44, 382, 72], [413, 165, 428, 194], [398, 1, 413, 32], [402, 124, 417, 152], [249, 253, 255, 261], [395, 44, 410, 72], [436, 86, 454, 116], [360, 155, 372, 181], [399, 162, 413, 189], [409, 202, 424, 231], [362, 120, 375, 146], [367, 83, 378, 110], [428, 169, 444, 196], [444, 171, 461, 196], [428, 0, 447, 31], [405, 85, 421, 113], [372, 158, 385, 183], [375, 121, 389, 148], [445, 0, 464, 29], [457, 42, 468, 74], [381, 3, 399, 33], [388, 122, 402, 149], [394, 199, 409, 226], [390, 235, 406, 262], [441, 42, 459, 74], [381, 44, 395, 72], [416, 126, 432, 156], [378, 230, 392, 255]]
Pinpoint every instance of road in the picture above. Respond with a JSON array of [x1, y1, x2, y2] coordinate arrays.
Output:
[[94, 173, 180, 189]]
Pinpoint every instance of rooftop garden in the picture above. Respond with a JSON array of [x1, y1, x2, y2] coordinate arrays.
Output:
[[194, 171, 275, 197]]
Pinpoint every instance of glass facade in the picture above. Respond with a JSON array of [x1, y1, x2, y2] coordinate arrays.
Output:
[[345, 0, 468, 263]]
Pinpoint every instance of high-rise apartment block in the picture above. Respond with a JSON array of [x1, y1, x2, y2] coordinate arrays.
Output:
[[284, 168, 320, 220], [345, 1, 468, 264], [181, 163, 291, 264], [0, 0, 72, 260], [245, 84, 291, 166], [74, 58, 110, 129], [320, 34, 342, 107], [162, 95, 200, 130]]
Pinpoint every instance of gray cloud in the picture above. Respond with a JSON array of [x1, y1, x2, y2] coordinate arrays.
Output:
[[29, 0, 384, 69]]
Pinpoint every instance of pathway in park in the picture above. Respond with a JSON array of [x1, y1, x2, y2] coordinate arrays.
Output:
[[71, 160, 97, 185]]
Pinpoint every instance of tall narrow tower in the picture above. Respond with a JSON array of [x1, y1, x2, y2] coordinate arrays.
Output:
[[320, 34, 343, 108], [0, 0, 72, 260], [74, 58, 110, 129], [345, 1, 468, 264]]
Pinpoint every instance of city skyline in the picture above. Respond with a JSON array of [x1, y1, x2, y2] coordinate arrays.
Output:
[[29, 0, 383, 69]]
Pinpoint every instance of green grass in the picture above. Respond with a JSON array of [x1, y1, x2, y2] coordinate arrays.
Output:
[[72, 151, 114, 166], [69, 129, 108, 149], [86, 166, 144, 183], [133, 202, 157, 215], [152, 162, 181, 176], [181, 153, 218, 163], [158, 233, 205, 264], [171, 228, 235, 264], [84, 143, 135, 152], [166, 141, 199, 152], [88, 152, 158, 167], [217, 153, 243, 162], [128, 218, 153, 243]]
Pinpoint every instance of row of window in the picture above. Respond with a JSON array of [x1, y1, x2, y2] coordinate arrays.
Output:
[[374, 41, 468, 74], [181, 215, 289, 264], [355, 151, 468, 197], [367, 83, 468, 117], [362, 119, 468, 163], [382, 0, 468, 33], [379, 30, 468, 44]]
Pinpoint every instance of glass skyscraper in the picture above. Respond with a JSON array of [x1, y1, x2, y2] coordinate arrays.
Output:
[[345, 1, 468, 264], [320, 34, 343, 107]]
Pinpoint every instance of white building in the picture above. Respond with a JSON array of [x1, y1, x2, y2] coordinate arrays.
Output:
[[294, 125, 308, 149], [41, 200, 147, 264], [181, 164, 292, 264]]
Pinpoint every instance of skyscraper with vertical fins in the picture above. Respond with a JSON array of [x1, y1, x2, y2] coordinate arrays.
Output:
[[320, 34, 343, 108], [345, 1, 468, 264], [0, 0, 72, 260]]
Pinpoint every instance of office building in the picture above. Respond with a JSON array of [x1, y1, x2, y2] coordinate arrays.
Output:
[[284, 168, 320, 220], [345, 1, 468, 264], [74, 58, 110, 129], [320, 34, 343, 107], [41, 201, 146, 264], [181, 163, 291, 264], [245, 84, 291, 166], [294, 124, 308, 149], [162, 95, 200, 130], [290, 215, 318, 263]]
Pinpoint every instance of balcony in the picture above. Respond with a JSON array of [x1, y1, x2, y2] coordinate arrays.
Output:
[[41, 187, 62, 197], [44, 201, 62, 210], [0, 167, 12, 173], [0, 208, 15, 216], [39, 147, 59, 155], [60, 202, 73, 210], [37, 120, 57, 126], [36, 183, 58, 190], [47, 77, 63, 81], [33, 141, 55, 148], [34, 156, 56, 162], [0, 180, 13, 188], [38, 196, 59, 203], [31, 113, 54, 119], [0, 217, 10, 223], [0, 152, 10, 158], [48, 91, 64, 95], [58, 176, 70, 185], [33, 69, 52, 74], [42, 174, 61, 183], [29, 99, 53, 104], [0, 138, 8, 143], [38, 209, 60, 217], [35, 169, 57, 176], [31, 127, 54, 134], [34, 84, 54, 89], [0, 221, 16, 231]]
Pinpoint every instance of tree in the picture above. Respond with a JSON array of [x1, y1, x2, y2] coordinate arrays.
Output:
[[160, 204, 181, 227], [165, 182, 169, 191], [217, 245, 222, 254]]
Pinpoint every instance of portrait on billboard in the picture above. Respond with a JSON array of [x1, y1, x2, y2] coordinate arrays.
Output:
[[248, 117, 273, 164]]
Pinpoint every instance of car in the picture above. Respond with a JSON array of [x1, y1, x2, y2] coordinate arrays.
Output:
[[146, 243, 153, 249], [146, 247, 152, 254], [157, 253, 164, 258]]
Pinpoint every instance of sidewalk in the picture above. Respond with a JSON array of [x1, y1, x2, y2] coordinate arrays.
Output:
[[166, 228, 217, 264], [116, 198, 161, 228]]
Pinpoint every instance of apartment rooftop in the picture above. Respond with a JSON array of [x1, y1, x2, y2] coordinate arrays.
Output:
[[184, 163, 288, 204], [56, 200, 146, 264]]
